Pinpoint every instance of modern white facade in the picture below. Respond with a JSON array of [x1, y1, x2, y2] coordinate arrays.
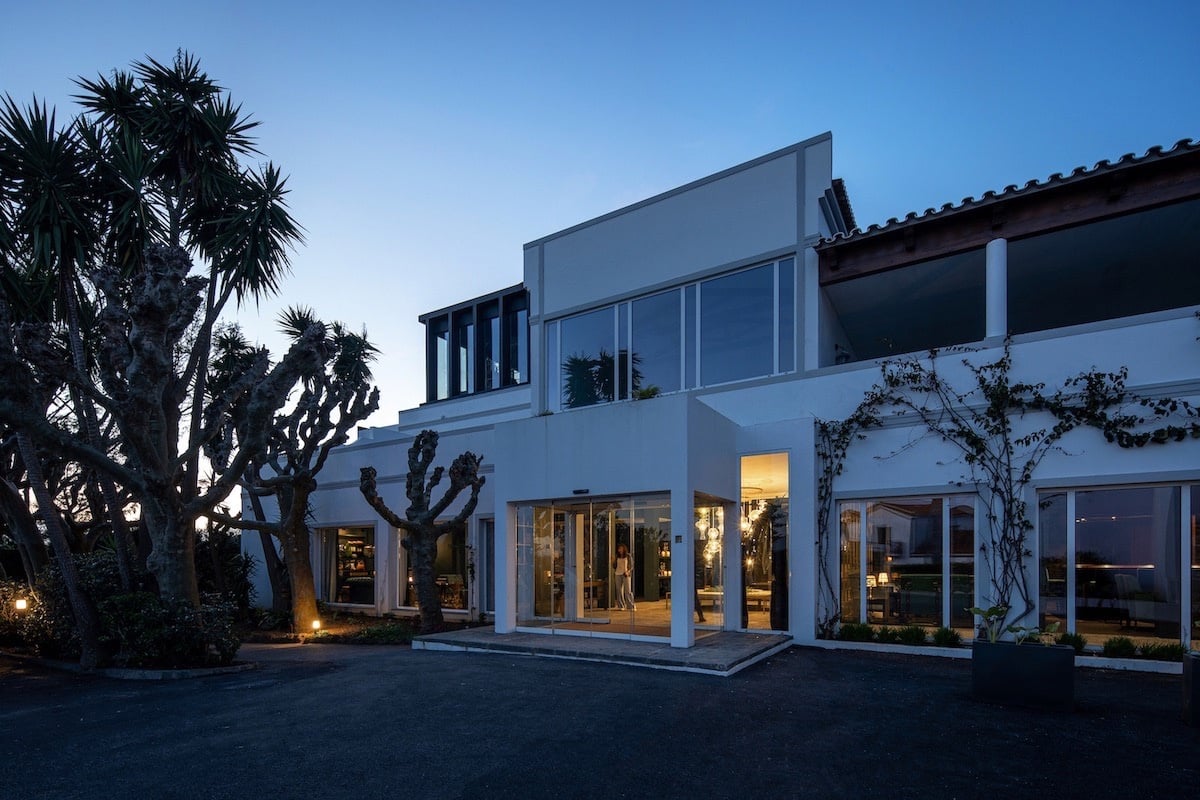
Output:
[[250, 133, 1200, 656]]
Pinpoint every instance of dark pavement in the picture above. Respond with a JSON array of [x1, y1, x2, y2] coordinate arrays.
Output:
[[1, 643, 1196, 799]]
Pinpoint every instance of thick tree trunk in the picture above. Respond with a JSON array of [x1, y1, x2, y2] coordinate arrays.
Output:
[[280, 483, 320, 632], [408, 533, 444, 633], [142, 496, 200, 607], [246, 490, 289, 613], [16, 433, 102, 669]]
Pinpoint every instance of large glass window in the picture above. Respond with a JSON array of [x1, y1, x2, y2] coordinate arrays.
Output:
[[560, 307, 616, 409], [422, 287, 529, 402], [632, 290, 682, 396], [701, 263, 775, 385], [397, 525, 468, 611], [323, 527, 375, 605], [837, 495, 974, 635], [515, 494, 672, 640], [551, 258, 796, 410], [1039, 485, 1187, 648]]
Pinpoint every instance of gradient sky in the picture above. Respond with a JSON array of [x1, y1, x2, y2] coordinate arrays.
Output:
[[3, 1, 1197, 427]]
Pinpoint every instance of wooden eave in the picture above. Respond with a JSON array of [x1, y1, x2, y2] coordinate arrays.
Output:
[[817, 144, 1200, 285]]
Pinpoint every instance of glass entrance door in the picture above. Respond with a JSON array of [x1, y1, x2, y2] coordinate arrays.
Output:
[[517, 493, 673, 639]]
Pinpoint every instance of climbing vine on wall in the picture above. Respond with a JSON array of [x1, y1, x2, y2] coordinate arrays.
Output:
[[814, 340, 1199, 639]]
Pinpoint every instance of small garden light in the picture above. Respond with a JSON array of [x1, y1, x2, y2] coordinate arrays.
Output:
[[14, 597, 28, 611], [311, 619, 321, 631]]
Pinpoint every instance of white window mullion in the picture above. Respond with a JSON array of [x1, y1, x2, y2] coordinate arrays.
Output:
[[772, 261, 781, 375], [942, 497, 952, 628], [859, 503, 869, 623], [1181, 487, 1191, 649], [1066, 492, 1077, 633]]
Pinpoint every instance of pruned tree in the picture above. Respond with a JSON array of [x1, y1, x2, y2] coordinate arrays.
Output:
[[207, 310, 380, 632], [359, 430, 484, 633]]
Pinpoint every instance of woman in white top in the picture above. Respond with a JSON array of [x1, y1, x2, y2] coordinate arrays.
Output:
[[613, 543, 635, 611]]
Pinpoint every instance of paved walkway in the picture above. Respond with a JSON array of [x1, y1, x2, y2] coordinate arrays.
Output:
[[414, 626, 792, 675], [3, 644, 1197, 798]]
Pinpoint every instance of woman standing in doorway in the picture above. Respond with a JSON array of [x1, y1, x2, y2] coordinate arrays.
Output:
[[613, 544, 635, 611]]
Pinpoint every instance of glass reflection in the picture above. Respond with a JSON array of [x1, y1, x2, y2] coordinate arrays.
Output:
[[1075, 486, 1181, 642], [632, 289, 681, 396], [700, 263, 774, 385], [560, 307, 616, 408], [839, 503, 862, 623], [867, 498, 942, 627]]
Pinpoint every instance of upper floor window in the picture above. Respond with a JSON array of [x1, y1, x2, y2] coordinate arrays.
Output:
[[423, 287, 529, 403], [547, 257, 796, 411]]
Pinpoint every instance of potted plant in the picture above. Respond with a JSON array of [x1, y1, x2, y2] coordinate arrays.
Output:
[[1184, 649, 1200, 727], [970, 605, 1074, 710]]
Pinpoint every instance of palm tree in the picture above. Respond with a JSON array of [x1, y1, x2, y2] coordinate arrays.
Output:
[[0, 53, 315, 610]]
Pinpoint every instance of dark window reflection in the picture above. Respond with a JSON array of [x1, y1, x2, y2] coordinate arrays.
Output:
[[700, 264, 774, 385], [560, 307, 615, 408], [632, 289, 681, 396]]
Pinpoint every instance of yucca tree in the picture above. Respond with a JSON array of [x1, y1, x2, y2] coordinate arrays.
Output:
[[0, 53, 318, 612], [207, 310, 380, 632]]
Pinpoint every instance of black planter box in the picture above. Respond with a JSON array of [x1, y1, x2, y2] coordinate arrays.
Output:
[[1185, 653, 1200, 727], [972, 640, 1075, 710]]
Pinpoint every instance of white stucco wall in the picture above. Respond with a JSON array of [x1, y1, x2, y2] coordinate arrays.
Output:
[[526, 134, 832, 320]]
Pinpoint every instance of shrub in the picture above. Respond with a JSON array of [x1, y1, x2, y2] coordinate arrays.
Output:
[[98, 592, 240, 668], [1137, 642, 1187, 662], [1102, 636, 1137, 658], [836, 622, 875, 642], [897, 625, 928, 646], [874, 626, 901, 644], [25, 552, 125, 659], [0, 580, 35, 646], [932, 627, 962, 647], [1056, 632, 1087, 654]]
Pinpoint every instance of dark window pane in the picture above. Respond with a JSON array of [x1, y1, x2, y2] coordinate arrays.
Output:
[[868, 497, 942, 627], [428, 317, 450, 401], [479, 302, 500, 391], [632, 289, 681, 396], [778, 258, 795, 373], [1039, 492, 1067, 630], [684, 285, 697, 389], [453, 311, 473, 396], [1075, 486, 1180, 641], [560, 307, 616, 408], [700, 264, 774, 385], [502, 293, 529, 387], [618, 303, 630, 400]]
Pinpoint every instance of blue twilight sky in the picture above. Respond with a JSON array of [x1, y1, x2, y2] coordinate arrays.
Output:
[[2, 1, 1197, 427]]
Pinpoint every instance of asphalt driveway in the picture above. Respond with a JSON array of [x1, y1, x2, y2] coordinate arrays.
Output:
[[1, 644, 1195, 799]]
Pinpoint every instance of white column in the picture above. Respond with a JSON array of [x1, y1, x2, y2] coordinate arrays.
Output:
[[790, 423, 818, 643], [670, 486, 695, 648], [494, 504, 517, 633], [803, 248, 820, 369], [985, 238, 1008, 339]]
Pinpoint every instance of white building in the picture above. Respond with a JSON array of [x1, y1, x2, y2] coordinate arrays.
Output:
[[251, 133, 1200, 655]]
